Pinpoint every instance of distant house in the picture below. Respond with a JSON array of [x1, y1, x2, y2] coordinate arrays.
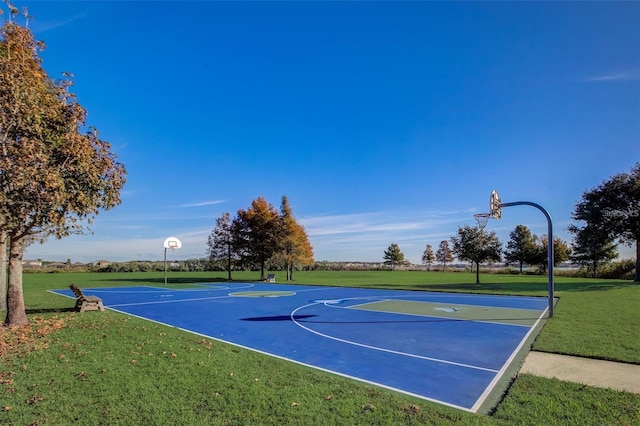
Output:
[[47, 262, 68, 269], [92, 260, 112, 268], [22, 260, 43, 267]]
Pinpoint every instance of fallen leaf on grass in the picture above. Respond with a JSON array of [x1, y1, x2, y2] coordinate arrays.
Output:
[[402, 403, 420, 416], [0, 378, 14, 385], [291, 402, 300, 407], [361, 404, 375, 411], [25, 395, 44, 405], [2, 406, 11, 411], [324, 395, 333, 401]]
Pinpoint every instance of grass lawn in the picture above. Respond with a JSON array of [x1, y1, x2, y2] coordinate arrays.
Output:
[[1, 270, 638, 424]]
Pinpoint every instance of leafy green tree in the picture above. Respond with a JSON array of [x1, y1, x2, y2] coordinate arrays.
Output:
[[233, 197, 281, 280], [571, 163, 640, 281], [504, 225, 537, 274], [569, 224, 618, 278], [0, 13, 126, 326], [421, 244, 435, 271], [435, 240, 454, 271], [383, 243, 405, 270], [451, 226, 502, 284], [206, 212, 236, 280], [530, 235, 572, 273], [277, 196, 313, 281]]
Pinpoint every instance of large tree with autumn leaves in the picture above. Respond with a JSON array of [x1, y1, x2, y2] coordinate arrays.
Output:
[[208, 196, 313, 281], [277, 196, 313, 280], [232, 197, 282, 281], [0, 6, 126, 325]]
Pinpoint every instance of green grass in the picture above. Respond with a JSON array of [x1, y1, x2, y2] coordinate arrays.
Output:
[[1, 270, 638, 424]]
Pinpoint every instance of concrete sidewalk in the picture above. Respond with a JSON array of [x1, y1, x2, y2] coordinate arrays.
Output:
[[520, 351, 640, 394]]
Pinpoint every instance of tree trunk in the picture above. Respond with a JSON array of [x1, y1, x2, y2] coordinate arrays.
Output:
[[0, 232, 7, 311], [635, 241, 639, 283], [4, 236, 28, 326], [519, 260, 523, 274], [475, 261, 480, 284]]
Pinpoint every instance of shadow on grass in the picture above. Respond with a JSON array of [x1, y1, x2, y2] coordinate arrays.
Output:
[[26, 307, 77, 314]]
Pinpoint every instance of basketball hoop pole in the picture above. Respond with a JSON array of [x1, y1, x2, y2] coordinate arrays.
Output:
[[164, 247, 168, 286], [500, 201, 555, 317]]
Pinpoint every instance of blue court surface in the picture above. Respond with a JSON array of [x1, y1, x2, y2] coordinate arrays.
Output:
[[52, 283, 548, 412]]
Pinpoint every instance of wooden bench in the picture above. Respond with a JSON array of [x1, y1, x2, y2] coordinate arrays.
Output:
[[265, 274, 275, 283], [69, 284, 105, 312]]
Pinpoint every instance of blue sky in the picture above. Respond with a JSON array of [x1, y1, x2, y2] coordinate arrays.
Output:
[[14, 1, 639, 264]]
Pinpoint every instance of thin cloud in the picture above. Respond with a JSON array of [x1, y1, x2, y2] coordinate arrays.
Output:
[[175, 200, 226, 208], [586, 69, 640, 82], [28, 14, 89, 33], [301, 210, 468, 237]]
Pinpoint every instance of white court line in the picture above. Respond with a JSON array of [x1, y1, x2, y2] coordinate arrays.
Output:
[[104, 304, 474, 413], [290, 301, 499, 374], [471, 306, 549, 412]]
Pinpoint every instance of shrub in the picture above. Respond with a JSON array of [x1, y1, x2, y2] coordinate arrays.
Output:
[[598, 259, 636, 280]]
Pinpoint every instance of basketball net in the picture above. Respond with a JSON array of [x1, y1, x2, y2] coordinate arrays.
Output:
[[473, 213, 491, 230]]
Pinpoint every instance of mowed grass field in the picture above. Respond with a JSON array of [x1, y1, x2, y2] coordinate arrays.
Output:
[[1, 270, 639, 425]]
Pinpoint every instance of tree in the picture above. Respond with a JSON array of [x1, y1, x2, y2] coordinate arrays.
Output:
[[383, 243, 405, 270], [529, 235, 571, 273], [451, 226, 502, 284], [569, 224, 617, 278], [571, 163, 640, 282], [277, 196, 313, 281], [206, 212, 236, 280], [0, 232, 6, 311], [421, 244, 435, 271], [435, 240, 454, 271], [504, 225, 537, 274], [233, 197, 281, 280], [0, 14, 126, 325]]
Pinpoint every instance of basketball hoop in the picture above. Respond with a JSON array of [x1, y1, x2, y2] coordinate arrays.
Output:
[[163, 237, 182, 285], [473, 213, 492, 230], [163, 237, 182, 251]]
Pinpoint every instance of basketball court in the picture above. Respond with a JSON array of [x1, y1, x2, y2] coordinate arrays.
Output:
[[52, 283, 549, 413]]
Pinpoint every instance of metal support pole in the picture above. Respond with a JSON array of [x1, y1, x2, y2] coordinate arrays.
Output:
[[500, 201, 555, 317], [164, 247, 167, 286]]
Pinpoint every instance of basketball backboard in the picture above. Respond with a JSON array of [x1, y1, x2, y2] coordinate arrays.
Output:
[[163, 236, 182, 250]]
